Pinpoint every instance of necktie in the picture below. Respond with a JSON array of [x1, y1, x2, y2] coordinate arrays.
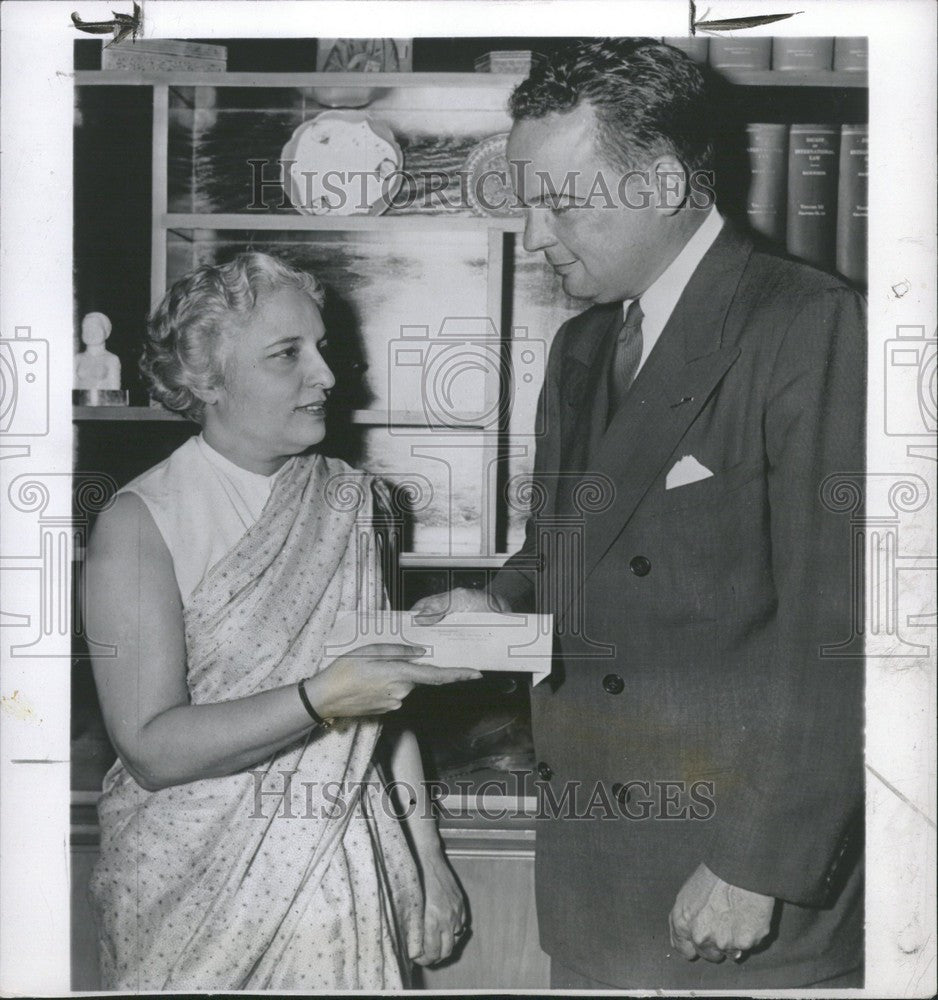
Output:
[[607, 299, 644, 424]]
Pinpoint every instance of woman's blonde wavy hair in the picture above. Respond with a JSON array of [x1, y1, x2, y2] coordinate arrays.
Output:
[[141, 252, 325, 423]]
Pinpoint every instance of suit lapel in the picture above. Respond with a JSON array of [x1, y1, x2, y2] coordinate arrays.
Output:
[[560, 308, 619, 460], [574, 224, 754, 587], [550, 305, 620, 518]]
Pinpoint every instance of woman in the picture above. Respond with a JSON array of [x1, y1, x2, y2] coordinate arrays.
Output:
[[86, 252, 480, 990]]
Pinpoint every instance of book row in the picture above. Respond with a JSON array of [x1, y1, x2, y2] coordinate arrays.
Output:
[[663, 36, 868, 73], [746, 123, 868, 284]]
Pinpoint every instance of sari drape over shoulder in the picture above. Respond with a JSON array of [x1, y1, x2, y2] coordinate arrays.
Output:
[[90, 453, 423, 991]]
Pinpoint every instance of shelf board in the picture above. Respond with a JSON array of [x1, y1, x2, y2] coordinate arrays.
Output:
[[74, 68, 867, 90], [165, 213, 524, 233], [74, 70, 524, 88], [73, 406, 491, 428], [719, 68, 868, 88], [73, 405, 185, 421]]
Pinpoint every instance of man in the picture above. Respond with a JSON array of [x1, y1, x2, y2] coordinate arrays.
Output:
[[412, 38, 864, 989]]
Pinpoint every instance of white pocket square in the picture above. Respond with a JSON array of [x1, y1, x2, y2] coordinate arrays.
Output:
[[665, 455, 714, 490]]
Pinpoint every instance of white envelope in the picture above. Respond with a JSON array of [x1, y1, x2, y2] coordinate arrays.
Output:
[[324, 611, 554, 684], [665, 454, 714, 490]]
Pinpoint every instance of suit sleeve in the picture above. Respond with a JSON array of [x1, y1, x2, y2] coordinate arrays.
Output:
[[489, 320, 570, 613], [704, 286, 867, 906]]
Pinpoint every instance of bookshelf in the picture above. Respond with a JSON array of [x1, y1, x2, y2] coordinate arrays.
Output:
[[72, 59, 869, 585], [71, 56, 869, 594]]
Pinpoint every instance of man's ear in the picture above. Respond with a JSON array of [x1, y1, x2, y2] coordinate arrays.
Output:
[[651, 155, 689, 215]]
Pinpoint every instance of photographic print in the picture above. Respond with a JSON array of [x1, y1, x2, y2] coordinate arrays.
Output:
[[0, 2, 935, 996]]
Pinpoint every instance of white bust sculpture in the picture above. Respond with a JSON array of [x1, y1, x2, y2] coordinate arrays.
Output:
[[75, 312, 121, 390]]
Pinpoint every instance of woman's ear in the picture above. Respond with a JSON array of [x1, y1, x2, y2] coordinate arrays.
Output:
[[191, 384, 221, 407], [652, 155, 689, 216]]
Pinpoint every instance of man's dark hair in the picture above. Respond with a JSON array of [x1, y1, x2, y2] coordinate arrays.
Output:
[[509, 38, 714, 174]]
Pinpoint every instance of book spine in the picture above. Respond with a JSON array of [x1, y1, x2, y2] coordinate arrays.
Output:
[[708, 38, 772, 69], [746, 123, 789, 244], [772, 37, 834, 71], [662, 37, 710, 63], [786, 125, 840, 269], [833, 37, 869, 71], [836, 124, 869, 284]]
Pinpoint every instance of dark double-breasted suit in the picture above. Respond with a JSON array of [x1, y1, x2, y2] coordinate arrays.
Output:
[[491, 224, 866, 988]]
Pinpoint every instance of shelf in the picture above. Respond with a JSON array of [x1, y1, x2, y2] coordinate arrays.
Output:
[[74, 71, 525, 88], [73, 405, 184, 421], [74, 68, 867, 90], [165, 213, 524, 233], [73, 407, 492, 428], [718, 68, 867, 88]]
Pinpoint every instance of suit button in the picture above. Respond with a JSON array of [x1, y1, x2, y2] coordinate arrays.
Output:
[[537, 761, 553, 781], [602, 673, 625, 694], [630, 555, 651, 576], [612, 782, 632, 805]]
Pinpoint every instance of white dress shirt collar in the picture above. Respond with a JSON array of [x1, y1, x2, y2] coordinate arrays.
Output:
[[623, 206, 725, 371]]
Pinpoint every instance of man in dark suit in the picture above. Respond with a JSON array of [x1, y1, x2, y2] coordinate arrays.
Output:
[[412, 38, 865, 988]]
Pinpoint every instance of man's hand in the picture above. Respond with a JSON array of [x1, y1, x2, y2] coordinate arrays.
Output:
[[410, 853, 469, 966], [410, 587, 511, 625], [669, 863, 775, 963]]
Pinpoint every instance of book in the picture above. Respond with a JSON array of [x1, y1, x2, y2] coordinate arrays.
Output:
[[746, 123, 789, 244], [662, 37, 710, 63], [474, 51, 535, 73], [708, 38, 772, 70], [101, 39, 227, 72], [786, 125, 840, 269], [833, 37, 869, 71], [836, 125, 869, 284], [772, 37, 834, 71]]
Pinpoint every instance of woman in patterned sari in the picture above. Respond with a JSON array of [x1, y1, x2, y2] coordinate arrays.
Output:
[[85, 253, 480, 990]]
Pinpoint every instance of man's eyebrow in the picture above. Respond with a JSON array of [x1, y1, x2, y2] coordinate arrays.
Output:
[[521, 191, 582, 208]]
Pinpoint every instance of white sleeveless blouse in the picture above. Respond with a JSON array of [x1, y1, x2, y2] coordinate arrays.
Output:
[[117, 434, 296, 604]]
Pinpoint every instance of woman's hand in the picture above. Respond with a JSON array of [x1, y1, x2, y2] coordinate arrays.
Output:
[[410, 851, 469, 966], [306, 643, 481, 718]]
